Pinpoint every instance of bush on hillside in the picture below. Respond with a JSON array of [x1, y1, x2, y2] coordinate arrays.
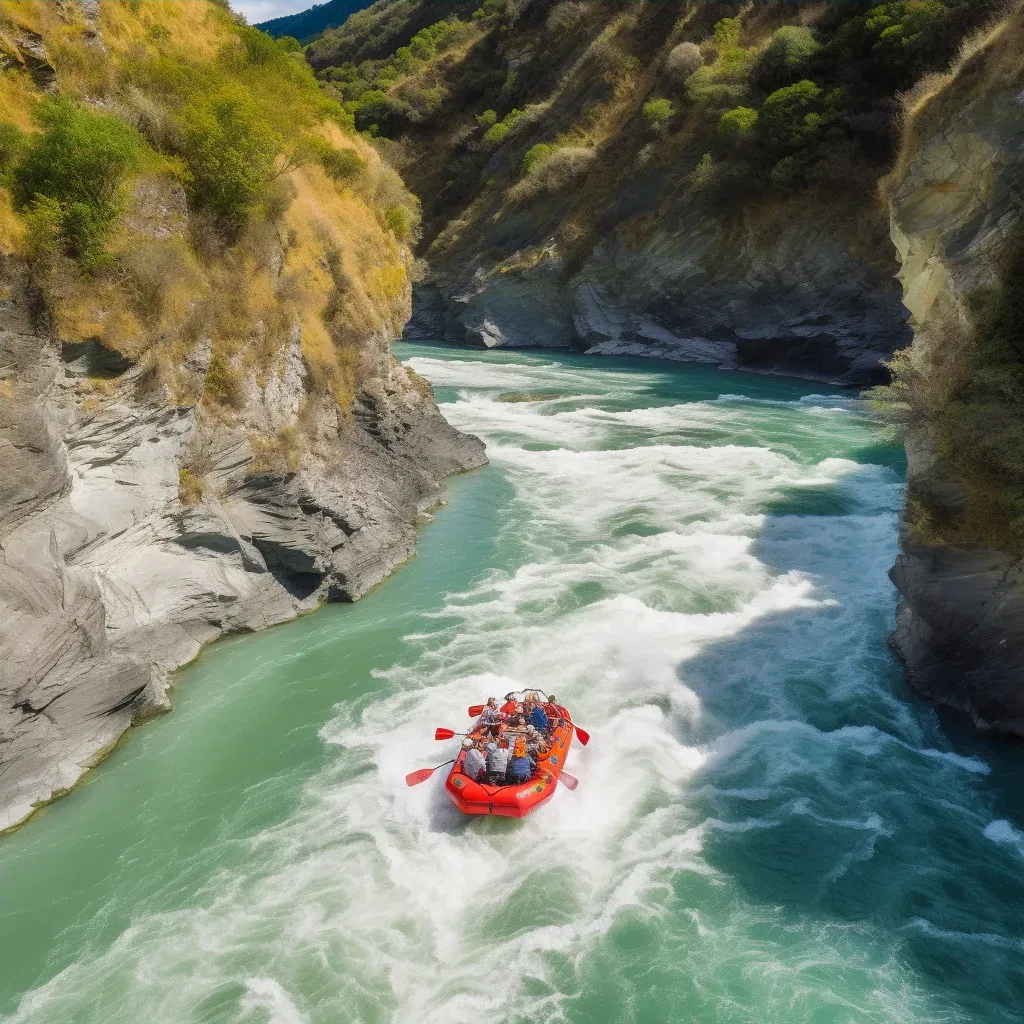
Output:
[[521, 142, 554, 175], [0, 122, 25, 172], [718, 106, 758, 138], [827, 0, 949, 85], [178, 88, 280, 231], [642, 98, 674, 133], [320, 144, 368, 181], [713, 18, 742, 49], [757, 80, 826, 151], [509, 146, 594, 200], [755, 26, 821, 92], [665, 42, 703, 87], [686, 45, 756, 108], [482, 107, 524, 146], [13, 98, 144, 268], [353, 89, 414, 136]]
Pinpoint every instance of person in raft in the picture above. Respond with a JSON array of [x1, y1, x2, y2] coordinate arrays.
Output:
[[462, 737, 487, 782], [507, 738, 532, 783], [486, 739, 510, 784], [525, 696, 549, 735]]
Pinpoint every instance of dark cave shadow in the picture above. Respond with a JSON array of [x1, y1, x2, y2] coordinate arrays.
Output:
[[664, 468, 1024, 1019]]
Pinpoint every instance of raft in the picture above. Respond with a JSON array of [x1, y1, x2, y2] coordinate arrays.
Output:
[[444, 691, 574, 818]]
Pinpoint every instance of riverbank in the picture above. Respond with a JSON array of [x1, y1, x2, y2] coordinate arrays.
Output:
[[0, 305, 485, 835]]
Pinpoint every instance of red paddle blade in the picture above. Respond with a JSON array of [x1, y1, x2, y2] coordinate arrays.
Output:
[[405, 768, 436, 787], [434, 727, 455, 741], [558, 771, 579, 791], [574, 726, 590, 746], [467, 704, 484, 717]]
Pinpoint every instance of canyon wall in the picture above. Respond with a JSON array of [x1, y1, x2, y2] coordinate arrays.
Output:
[[885, 17, 1024, 734]]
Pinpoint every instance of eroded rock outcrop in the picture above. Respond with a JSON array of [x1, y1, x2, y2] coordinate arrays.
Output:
[[0, 278, 484, 834], [414, 201, 909, 385], [887, 20, 1024, 734]]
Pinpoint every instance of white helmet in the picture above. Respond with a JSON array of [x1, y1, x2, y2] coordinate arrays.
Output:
[[462, 738, 474, 749]]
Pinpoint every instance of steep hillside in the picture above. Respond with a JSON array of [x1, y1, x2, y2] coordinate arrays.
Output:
[[0, 0, 484, 833], [256, 0, 373, 43], [309, 0, 1005, 383], [876, 7, 1024, 734]]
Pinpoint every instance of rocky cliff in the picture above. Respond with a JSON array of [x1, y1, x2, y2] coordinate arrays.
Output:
[[884, 10, 1024, 734], [307, 0, 1001, 384], [0, 0, 484, 833]]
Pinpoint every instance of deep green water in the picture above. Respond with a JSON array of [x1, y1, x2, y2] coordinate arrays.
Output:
[[3, 344, 1024, 1023]]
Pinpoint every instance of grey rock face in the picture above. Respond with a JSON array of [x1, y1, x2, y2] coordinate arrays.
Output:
[[887, 75, 1024, 734], [0, 287, 485, 833], [422, 192, 909, 383]]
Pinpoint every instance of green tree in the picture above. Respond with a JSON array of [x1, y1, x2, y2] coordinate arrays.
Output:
[[178, 88, 280, 230], [756, 26, 821, 92], [758, 79, 824, 150], [353, 89, 413, 136], [13, 98, 143, 267]]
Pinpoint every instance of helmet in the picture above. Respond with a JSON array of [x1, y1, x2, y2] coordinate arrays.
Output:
[[462, 738, 474, 749], [487, 741, 497, 752]]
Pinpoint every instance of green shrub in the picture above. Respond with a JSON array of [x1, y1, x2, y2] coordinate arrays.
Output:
[[22, 195, 65, 270], [828, 1, 949, 85], [320, 145, 367, 181], [712, 18, 742, 49], [756, 26, 821, 92], [13, 98, 144, 268], [642, 98, 674, 133], [689, 152, 716, 191], [718, 106, 758, 138], [383, 204, 412, 240], [477, 108, 498, 129], [758, 79, 824, 151], [353, 89, 413, 136], [482, 107, 524, 146], [521, 142, 554, 175], [0, 121, 25, 172], [178, 88, 280, 231], [277, 36, 304, 54]]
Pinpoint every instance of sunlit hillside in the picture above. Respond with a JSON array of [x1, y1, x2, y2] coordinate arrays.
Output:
[[0, 0, 420, 456]]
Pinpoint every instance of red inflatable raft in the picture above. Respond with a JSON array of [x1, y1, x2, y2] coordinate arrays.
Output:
[[445, 690, 574, 818]]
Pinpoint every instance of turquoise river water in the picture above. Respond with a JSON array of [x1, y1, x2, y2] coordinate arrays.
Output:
[[2, 344, 1024, 1023]]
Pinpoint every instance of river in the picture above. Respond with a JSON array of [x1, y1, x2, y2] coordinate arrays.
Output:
[[2, 344, 1024, 1023]]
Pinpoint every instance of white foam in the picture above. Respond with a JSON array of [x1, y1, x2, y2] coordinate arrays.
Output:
[[11, 350, 961, 1024]]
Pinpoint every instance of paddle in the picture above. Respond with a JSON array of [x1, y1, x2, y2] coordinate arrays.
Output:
[[434, 727, 468, 740], [571, 724, 590, 746], [467, 704, 484, 717], [558, 771, 579, 791], [405, 759, 455, 787]]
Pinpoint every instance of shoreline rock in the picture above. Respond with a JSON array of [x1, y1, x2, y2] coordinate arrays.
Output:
[[885, 28, 1024, 736], [0, 284, 486, 835]]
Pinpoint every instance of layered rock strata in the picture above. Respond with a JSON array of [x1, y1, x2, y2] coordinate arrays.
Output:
[[887, 46, 1024, 734], [0, 280, 485, 832], [406, 199, 910, 386]]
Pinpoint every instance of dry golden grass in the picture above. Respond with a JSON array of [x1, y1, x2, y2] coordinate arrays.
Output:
[[0, 0, 417, 436], [882, 7, 1024, 204]]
